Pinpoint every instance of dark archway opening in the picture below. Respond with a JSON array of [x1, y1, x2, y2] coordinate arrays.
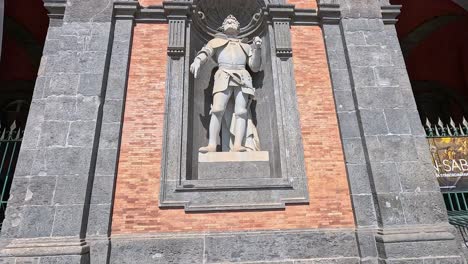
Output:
[[391, 0, 468, 246], [391, 0, 468, 124], [0, 0, 48, 228]]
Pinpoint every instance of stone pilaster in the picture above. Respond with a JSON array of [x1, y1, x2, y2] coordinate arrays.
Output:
[[0, 0, 114, 262], [321, 0, 465, 262], [86, 1, 138, 263]]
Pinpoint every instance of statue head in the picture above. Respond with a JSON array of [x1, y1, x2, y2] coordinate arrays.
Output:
[[222, 15, 240, 36]]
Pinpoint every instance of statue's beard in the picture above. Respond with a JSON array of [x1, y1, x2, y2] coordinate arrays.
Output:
[[223, 25, 239, 35]]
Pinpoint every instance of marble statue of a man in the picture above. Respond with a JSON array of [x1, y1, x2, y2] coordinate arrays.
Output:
[[190, 15, 262, 153]]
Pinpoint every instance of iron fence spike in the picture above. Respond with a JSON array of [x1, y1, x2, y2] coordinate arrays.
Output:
[[15, 128, 22, 140], [425, 118, 431, 127], [447, 124, 453, 136], [437, 117, 444, 128], [9, 121, 16, 131], [460, 124, 466, 136], [450, 118, 456, 128]]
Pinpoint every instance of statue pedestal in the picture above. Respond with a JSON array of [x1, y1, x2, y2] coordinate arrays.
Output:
[[198, 151, 270, 180]]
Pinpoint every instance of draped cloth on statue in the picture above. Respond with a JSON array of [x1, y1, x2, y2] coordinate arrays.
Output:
[[220, 96, 261, 152]]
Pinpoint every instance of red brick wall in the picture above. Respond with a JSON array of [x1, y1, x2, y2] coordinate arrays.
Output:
[[139, 0, 163, 6], [288, 0, 317, 8], [112, 21, 354, 234]]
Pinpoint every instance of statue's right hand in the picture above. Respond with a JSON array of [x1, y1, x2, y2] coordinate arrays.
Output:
[[190, 60, 200, 79]]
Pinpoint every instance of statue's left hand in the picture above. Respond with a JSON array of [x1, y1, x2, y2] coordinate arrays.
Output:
[[253, 36, 262, 49]]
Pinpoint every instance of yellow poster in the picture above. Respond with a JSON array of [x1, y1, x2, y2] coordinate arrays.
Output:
[[428, 137, 468, 190], [428, 137, 468, 177]]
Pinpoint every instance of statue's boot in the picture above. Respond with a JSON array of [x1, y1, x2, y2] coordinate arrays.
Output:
[[199, 145, 217, 153], [231, 146, 247, 152]]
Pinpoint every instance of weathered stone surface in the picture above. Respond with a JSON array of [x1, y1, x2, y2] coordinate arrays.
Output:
[[24, 177, 56, 206], [351, 194, 378, 227], [65, 0, 113, 23], [38, 121, 69, 147], [20, 206, 55, 237], [346, 164, 372, 195], [53, 176, 87, 205], [337, 112, 361, 139], [384, 108, 411, 135], [376, 193, 405, 226], [51, 205, 84, 236], [86, 204, 111, 236], [110, 236, 204, 264], [334, 90, 355, 112], [205, 230, 358, 263], [90, 176, 113, 204], [360, 109, 388, 136], [370, 162, 400, 193], [39, 255, 85, 264], [78, 74, 103, 96], [400, 192, 448, 225], [294, 259, 359, 264], [67, 121, 96, 147], [342, 138, 366, 164], [13, 257, 39, 264]]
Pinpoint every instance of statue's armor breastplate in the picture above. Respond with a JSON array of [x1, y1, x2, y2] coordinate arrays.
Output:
[[216, 40, 247, 67]]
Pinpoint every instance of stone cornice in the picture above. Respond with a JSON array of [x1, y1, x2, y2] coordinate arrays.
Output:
[[114, 0, 139, 20], [114, 1, 401, 26], [163, 1, 191, 19], [381, 4, 401, 25], [43, 0, 67, 20], [318, 3, 340, 25], [120, 3, 320, 26], [267, 4, 319, 26]]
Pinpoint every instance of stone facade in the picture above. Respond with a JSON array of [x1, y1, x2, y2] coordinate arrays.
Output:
[[0, 0, 465, 263]]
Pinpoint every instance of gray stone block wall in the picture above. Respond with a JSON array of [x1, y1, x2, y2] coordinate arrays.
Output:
[[109, 230, 360, 264], [323, 0, 466, 263], [0, 0, 117, 262]]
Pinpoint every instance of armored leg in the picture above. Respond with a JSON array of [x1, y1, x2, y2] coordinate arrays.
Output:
[[199, 89, 232, 153], [232, 88, 249, 152]]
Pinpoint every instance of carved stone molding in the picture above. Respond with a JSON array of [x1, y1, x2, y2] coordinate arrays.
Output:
[[267, 4, 294, 58], [0, 237, 89, 258], [114, 0, 139, 20], [163, 1, 191, 57], [43, 0, 67, 21], [381, 4, 401, 25], [163, 1, 191, 19], [318, 3, 340, 24]]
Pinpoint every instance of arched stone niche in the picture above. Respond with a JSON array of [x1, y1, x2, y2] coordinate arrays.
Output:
[[191, 0, 266, 41], [187, 0, 282, 181], [159, 0, 310, 211]]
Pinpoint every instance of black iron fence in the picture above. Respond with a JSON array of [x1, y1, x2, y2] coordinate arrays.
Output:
[[0, 122, 23, 229]]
